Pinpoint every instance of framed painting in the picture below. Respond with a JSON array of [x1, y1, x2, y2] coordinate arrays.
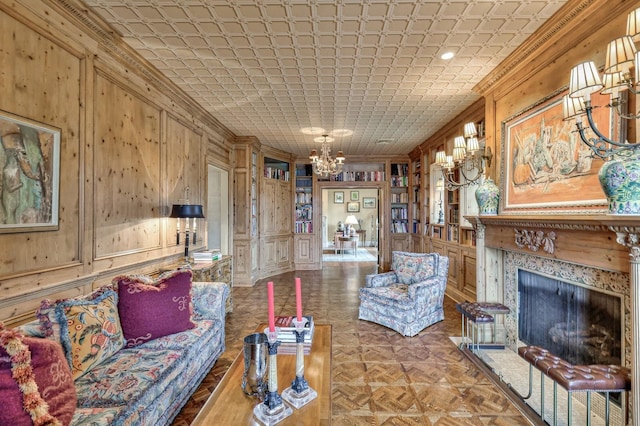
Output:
[[350, 191, 359, 201], [347, 202, 360, 212], [0, 111, 60, 233], [500, 87, 620, 214], [363, 197, 376, 208], [334, 191, 344, 204]]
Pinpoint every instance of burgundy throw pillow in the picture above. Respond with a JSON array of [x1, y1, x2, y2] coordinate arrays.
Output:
[[0, 327, 77, 426], [115, 270, 195, 347]]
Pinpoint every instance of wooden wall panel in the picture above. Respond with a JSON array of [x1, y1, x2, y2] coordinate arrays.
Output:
[[0, 8, 82, 275], [166, 115, 204, 204], [93, 73, 162, 258], [0, 1, 234, 324]]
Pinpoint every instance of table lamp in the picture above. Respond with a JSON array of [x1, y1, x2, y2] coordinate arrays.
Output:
[[345, 215, 358, 236], [169, 203, 205, 259]]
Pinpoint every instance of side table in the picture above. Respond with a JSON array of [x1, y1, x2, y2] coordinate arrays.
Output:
[[189, 256, 233, 313]]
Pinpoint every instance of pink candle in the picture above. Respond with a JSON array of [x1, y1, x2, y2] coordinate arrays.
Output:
[[267, 281, 275, 332], [295, 277, 302, 321]]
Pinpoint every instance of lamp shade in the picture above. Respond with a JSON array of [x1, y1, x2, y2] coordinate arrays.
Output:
[[569, 61, 603, 101], [628, 7, 640, 42], [562, 95, 586, 120], [169, 204, 205, 219], [345, 215, 359, 225], [604, 36, 637, 74]]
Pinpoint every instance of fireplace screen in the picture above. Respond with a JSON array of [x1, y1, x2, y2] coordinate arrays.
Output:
[[518, 270, 621, 366]]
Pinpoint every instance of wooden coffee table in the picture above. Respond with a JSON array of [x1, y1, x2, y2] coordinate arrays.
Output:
[[192, 324, 332, 425]]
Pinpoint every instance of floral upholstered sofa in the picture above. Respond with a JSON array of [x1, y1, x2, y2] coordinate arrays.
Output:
[[359, 251, 449, 337], [2, 269, 228, 426]]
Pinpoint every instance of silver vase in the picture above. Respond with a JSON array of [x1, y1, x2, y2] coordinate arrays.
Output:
[[241, 332, 269, 398]]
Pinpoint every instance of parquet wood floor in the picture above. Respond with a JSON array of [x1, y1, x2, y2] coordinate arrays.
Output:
[[172, 262, 534, 425]]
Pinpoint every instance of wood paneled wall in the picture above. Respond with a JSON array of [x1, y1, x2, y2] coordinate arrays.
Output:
[[0, 0, 234, 324]]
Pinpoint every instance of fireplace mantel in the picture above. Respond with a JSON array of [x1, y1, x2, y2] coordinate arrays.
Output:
[[468, 215, 640, 274], [468, 214, 640, 425]]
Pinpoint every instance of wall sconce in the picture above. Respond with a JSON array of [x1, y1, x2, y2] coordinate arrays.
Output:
[[169, 187, 205, 259], [563, 7, 640, 214], [434, 122, 493, 190]]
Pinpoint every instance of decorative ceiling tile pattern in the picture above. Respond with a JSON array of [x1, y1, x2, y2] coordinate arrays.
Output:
[[84, 0, 568, 156]]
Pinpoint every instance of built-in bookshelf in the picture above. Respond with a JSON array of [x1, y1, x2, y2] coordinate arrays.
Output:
[[295, 164, 313, 234], [390, 162, 409, 234], [446, 188, 460, 242], [412, 159, 422, 235], [264, 157, 290, 181]]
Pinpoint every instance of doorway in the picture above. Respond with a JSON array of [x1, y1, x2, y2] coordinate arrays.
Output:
[[207, 164, 230, 254], [320, 187, 379, 263]]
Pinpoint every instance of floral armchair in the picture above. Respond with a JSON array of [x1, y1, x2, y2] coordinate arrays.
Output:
[[358, 251, 449, 337]]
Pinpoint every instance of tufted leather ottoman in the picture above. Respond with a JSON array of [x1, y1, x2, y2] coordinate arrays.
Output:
[[518, 345, 630, 426]]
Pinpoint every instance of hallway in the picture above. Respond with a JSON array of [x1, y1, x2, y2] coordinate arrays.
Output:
[[173, 262, 533, 425]]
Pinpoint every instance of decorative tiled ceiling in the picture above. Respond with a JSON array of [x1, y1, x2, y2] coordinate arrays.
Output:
[[84, 0, 568, 156]]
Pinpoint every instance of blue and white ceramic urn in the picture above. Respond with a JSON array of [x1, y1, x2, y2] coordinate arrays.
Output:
[[475, 177, 499, 215], [598, 149, 640, 214]]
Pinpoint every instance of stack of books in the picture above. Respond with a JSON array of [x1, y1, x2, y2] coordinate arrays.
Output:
[[274, 315, 314, 355], [192, 250, 223, 263]]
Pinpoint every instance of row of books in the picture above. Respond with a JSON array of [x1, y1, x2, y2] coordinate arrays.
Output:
[[294, 221, 312, 233], [320, 171, 386, 182], [391, 221, 409, 233], [264, 167, 290, 181]]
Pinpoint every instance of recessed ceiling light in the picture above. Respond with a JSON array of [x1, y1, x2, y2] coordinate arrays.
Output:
[[441, 52, 455, 60]]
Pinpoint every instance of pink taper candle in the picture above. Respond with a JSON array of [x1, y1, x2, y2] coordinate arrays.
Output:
[[295, 277, 302, 321], [267, 281, 275, 332]]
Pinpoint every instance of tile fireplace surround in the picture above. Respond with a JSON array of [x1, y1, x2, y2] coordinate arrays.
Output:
[[469, 215, 640, 425]]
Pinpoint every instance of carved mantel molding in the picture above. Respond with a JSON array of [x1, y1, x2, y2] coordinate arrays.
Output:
[[469, 215, 640, 274]]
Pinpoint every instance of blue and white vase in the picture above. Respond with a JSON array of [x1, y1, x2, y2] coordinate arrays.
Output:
[[598, 149, 640, 214], [475, 177, 499, 215]]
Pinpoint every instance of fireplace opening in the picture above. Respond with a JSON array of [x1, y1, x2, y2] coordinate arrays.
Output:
[[518, 270, 622, 366]]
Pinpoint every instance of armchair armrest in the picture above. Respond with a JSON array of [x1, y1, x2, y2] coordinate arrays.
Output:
[[365, 272, 399, 288], [192, 282, 229, 320]]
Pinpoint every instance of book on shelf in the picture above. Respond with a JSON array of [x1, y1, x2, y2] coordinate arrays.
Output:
[[274, 315, 314, 343]]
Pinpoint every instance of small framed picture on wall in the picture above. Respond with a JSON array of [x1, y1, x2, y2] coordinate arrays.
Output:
[[350, 191, 359, 201], [334, 191, 344, 204], [363, 197, 376, 208], [347, 202, 360, 212]]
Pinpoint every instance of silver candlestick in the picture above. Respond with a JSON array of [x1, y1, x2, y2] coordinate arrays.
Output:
[[253, 328, 292, 425], [282, 317, 317, 408]]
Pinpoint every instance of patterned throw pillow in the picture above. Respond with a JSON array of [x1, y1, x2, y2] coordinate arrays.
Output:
[[114, 270, 195, 348], [0, 326, 77, 425], [392, 252, 438, 285], [56, 289, 125, 380]]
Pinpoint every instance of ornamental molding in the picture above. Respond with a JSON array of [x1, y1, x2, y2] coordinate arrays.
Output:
[[514, 229, 556, 254]]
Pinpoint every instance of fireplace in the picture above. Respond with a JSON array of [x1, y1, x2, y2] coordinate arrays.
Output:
[[502, 251, 630, 368], [517, 269, 622, 366]]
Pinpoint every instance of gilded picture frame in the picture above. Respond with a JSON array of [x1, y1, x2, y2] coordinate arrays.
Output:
[[0, 111, 60, 233], [347, 202, 360, 212], [500, 87, 621, 214]]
